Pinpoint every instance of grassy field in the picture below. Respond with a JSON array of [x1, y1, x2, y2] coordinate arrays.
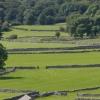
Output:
[[3, 29, 67, 38], [0, 41, 75, 49], [1, 68, 100, 100], [0, 68, 100, 91], [1, 23, 100, 100], [6, 52, 100, 67], [0, 93, 21, 100], [3, 23, 67, 38], [13, 23, 66, 31]]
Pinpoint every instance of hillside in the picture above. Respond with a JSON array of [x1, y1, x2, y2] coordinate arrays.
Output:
[[0, 0, 100, 25]]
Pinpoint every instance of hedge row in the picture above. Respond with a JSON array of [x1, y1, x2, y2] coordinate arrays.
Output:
[[4, 86, 100, 100], [13, 27, 59, 31], [0, 67, 39, 76], [0, 88, 34, 93], [8, 49, 100, 54], [77, 93, 100, 97], [46, 64, 100, 69], [7, 45, 100, 52], [5, 90, 67, 100], [4, 64, 100, 70], [7, 66, 37, 70], [76, 93, 100, 100], [68, 86, 100, 93], [0, 68, 16, 75], [76, 97, 100, 100]]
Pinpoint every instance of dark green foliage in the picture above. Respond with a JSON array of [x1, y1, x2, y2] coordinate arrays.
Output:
[[37, 7, 56, 24], [67, 15, 100, 38], [1, 21, 9, 31], [59, 27, 65, 32], [0, 21, 3, 39], [8, 34, 18, 39], [55, 31, 61, 39], [0, 44, 8, 69], [0, 0, 99, 25]]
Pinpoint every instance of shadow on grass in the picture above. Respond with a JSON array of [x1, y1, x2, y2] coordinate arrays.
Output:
[[0, 76, 24, 80]]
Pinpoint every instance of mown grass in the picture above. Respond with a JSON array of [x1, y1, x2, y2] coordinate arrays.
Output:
[[0, 41, 75, 49], [0, 68, 100, 92], [6, 52, 100, 67], [13, 23, 66, 31], [0, 93, 21, 100], [3, 23, 67, 38], [3, 29, 67, 38]]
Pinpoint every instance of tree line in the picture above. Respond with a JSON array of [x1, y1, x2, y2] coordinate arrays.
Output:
[[0, 0, 99, 25], [67, 2, 100, 38]]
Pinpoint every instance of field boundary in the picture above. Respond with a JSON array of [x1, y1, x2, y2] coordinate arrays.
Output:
[[2, 86, 100, 99], [4, 64, 100, 70], [8, 49, 100, 54], [46, 64, 100, 69], [13, 27, 59, 31], [7, 45, 100, 52]]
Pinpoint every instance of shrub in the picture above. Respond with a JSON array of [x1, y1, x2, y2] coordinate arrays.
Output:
[[55, 31, 61, 39], [59, 27, 65, 32], [0, 43, 8, 69], [8, 34, 18, 39]]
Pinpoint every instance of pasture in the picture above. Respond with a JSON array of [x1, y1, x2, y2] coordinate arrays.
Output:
[[6, 52, 100, 67], [1, 68, 100, 91], [0, 41, 75, 49], [1, 24, 100, 100], [13, 23, 66, 31], [3, 23, 67, 38], [0, 93, 21, 100], [3, 29, 67, 38], [1, 68, 100, 100]]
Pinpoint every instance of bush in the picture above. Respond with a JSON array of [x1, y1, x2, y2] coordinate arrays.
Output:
[[59, 27, 65, 32], [8, 34, 18, 39], [1, 21, 9, 31], [55, 31, 61, 39], [0, 43, 8, 69]]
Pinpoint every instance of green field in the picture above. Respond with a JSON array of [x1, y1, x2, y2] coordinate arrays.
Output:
[[3, 29, 67, 38], [3, 23, 67, 38], [1, 68, 100, 91], [13, 23, 66, 31], [0, 93, 21, 100], [1, 24, 100, 100], [0, 41, 75, 49], [6, 52, 100, 67], [1, 68, 100, 100]]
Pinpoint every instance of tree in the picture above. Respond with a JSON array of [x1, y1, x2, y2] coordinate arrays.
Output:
[[1, 21, 9, 31], [37, 7, 57, 24], [67, 16, 95, 38], [23, 9, 35, 25], [0, 8, 5, 20], [85, 4, 100, 17], [0, 0, 100, 25], [0, 44, 8, 69], [0, 21, 3, 39], [55, 31, 61, 39], [59, 2, 88, 17]]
